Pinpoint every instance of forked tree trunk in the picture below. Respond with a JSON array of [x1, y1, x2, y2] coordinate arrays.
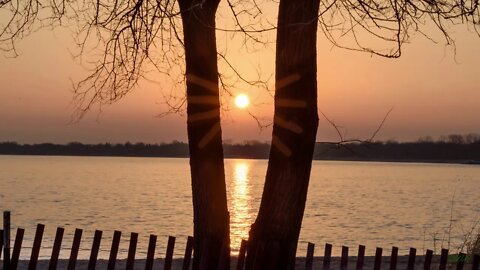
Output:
[[178, 1, 230, 269], [245, 0, 320, 269]]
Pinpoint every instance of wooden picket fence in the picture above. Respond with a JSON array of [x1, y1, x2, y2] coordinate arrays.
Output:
[[1, 212, 480, 270], [306, 243, 479, 270], [0, 225, 193, 270]]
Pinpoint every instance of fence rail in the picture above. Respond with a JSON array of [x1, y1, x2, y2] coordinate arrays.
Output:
[[2, 211, 479, 270]]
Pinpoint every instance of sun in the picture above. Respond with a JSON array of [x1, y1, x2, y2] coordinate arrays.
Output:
[[234, 94, 250, 109]]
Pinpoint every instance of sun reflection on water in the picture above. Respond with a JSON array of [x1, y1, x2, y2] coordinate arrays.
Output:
[[229, 160, 254, 253]]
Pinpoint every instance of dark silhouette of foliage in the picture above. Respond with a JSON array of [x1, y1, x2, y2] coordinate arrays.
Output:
[[2, 135, 480, 163]]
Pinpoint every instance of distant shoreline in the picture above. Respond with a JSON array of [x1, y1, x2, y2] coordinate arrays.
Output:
[[1, 141, 480, 165], [1, 153, 479, 166]]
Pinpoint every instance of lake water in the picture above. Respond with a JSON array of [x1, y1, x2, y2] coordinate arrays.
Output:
[[0, 155, 479, 259]]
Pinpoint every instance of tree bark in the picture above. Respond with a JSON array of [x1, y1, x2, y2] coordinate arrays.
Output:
[[178, 1, 230, 269], [245, 0, 320, 269]]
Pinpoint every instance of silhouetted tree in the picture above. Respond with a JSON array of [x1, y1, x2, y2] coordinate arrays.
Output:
[[245, 0, 320, 268], [178, 0, 230, 268], [0, 1, 229, 268], [242, 0, 480, 267]]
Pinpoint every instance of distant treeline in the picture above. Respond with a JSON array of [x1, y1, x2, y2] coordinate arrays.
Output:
[[315, 141, 480, 163], [316, 133, 480, 163], [1, 134, 480, 163], [0, 141, 270, 159]]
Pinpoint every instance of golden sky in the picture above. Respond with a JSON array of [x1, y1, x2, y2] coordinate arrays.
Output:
[[1, 4, 480, 144]]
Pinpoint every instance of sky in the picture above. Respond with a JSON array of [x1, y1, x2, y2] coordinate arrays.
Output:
[[1, 5, 480, 144]]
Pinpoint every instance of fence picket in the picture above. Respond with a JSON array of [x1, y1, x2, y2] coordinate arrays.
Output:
[[145, 234, 157, 270], [182, 236, 194, 270], [2, 218, 474, 270], [374, 247, 383, 270], [28, 223, 45, 270], [323, 243, 332, 270], [68, 229, 83, 270], [341, 246, 349, 270], [407, 248, 416, 270], [424, 249, 433, 270], [164, 236, 176, 270], [125, 232, 138, 270], [390, 246, 398, 270], [356, 245, 365, 270], [305, 242, 315, 270], [88, 230, 103, 270], [11, 228, 25, 270], [48, 227, 64, 270], [3, 212, 11, 270], [107, 231, 121, 270], [439, 249, 449, 270]]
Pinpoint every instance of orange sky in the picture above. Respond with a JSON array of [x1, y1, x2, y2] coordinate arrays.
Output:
[[1, 7, 480, 144]]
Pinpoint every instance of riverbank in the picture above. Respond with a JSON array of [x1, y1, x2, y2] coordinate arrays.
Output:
[[1, 141, 480, 164]]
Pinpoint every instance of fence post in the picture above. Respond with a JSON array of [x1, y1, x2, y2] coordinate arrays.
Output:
[[182, 236, 193, 270], [323, 243, 332, 270], [49, 227, 65, 270], [374, 247, 383, 270], [126, 232, 138, 270], [11, 228, 25, 270], [145, 234, 157, 270], [423, 249, 433, 270], [341, 246, 349, 270], [164, 236, 176, 270], [407, 248, 416, 270], [68, 229, 83, 270], [305, 242, 315, 270], [88, 230, 103, 270], [108, 230, 122, 270], [356, 245, 365, 270], [3, 211, 11, 270], [389, 246, 398, 270], [439, 249, 449, 270], [28, 224, 45, 270]]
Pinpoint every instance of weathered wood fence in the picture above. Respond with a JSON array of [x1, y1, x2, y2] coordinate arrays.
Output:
[[2, 211, 480, 270], [1, 211, 194, 270], [307, 243, 479, 270]]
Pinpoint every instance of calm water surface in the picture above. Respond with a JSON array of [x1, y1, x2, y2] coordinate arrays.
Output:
[[0, 155, 479, 259]]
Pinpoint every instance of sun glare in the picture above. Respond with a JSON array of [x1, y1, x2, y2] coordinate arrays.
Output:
[[234, 94, 250, 109]]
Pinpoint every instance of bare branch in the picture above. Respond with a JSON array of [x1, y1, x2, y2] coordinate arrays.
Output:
[[318, 107, 394, 156], [369, 107, 394, 142]]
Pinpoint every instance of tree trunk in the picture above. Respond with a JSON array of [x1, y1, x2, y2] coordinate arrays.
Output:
[[245, 0, 320, 269], [178, 1, 230, 269]]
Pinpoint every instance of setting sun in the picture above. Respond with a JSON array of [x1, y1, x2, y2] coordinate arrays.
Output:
[[234, 94, 250, 109]]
